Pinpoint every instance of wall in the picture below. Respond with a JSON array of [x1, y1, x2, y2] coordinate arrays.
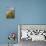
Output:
[[0, 0, 46, 44]]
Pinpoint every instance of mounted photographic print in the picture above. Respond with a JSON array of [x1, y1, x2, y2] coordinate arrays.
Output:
[[6, 8, 15, 19]]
